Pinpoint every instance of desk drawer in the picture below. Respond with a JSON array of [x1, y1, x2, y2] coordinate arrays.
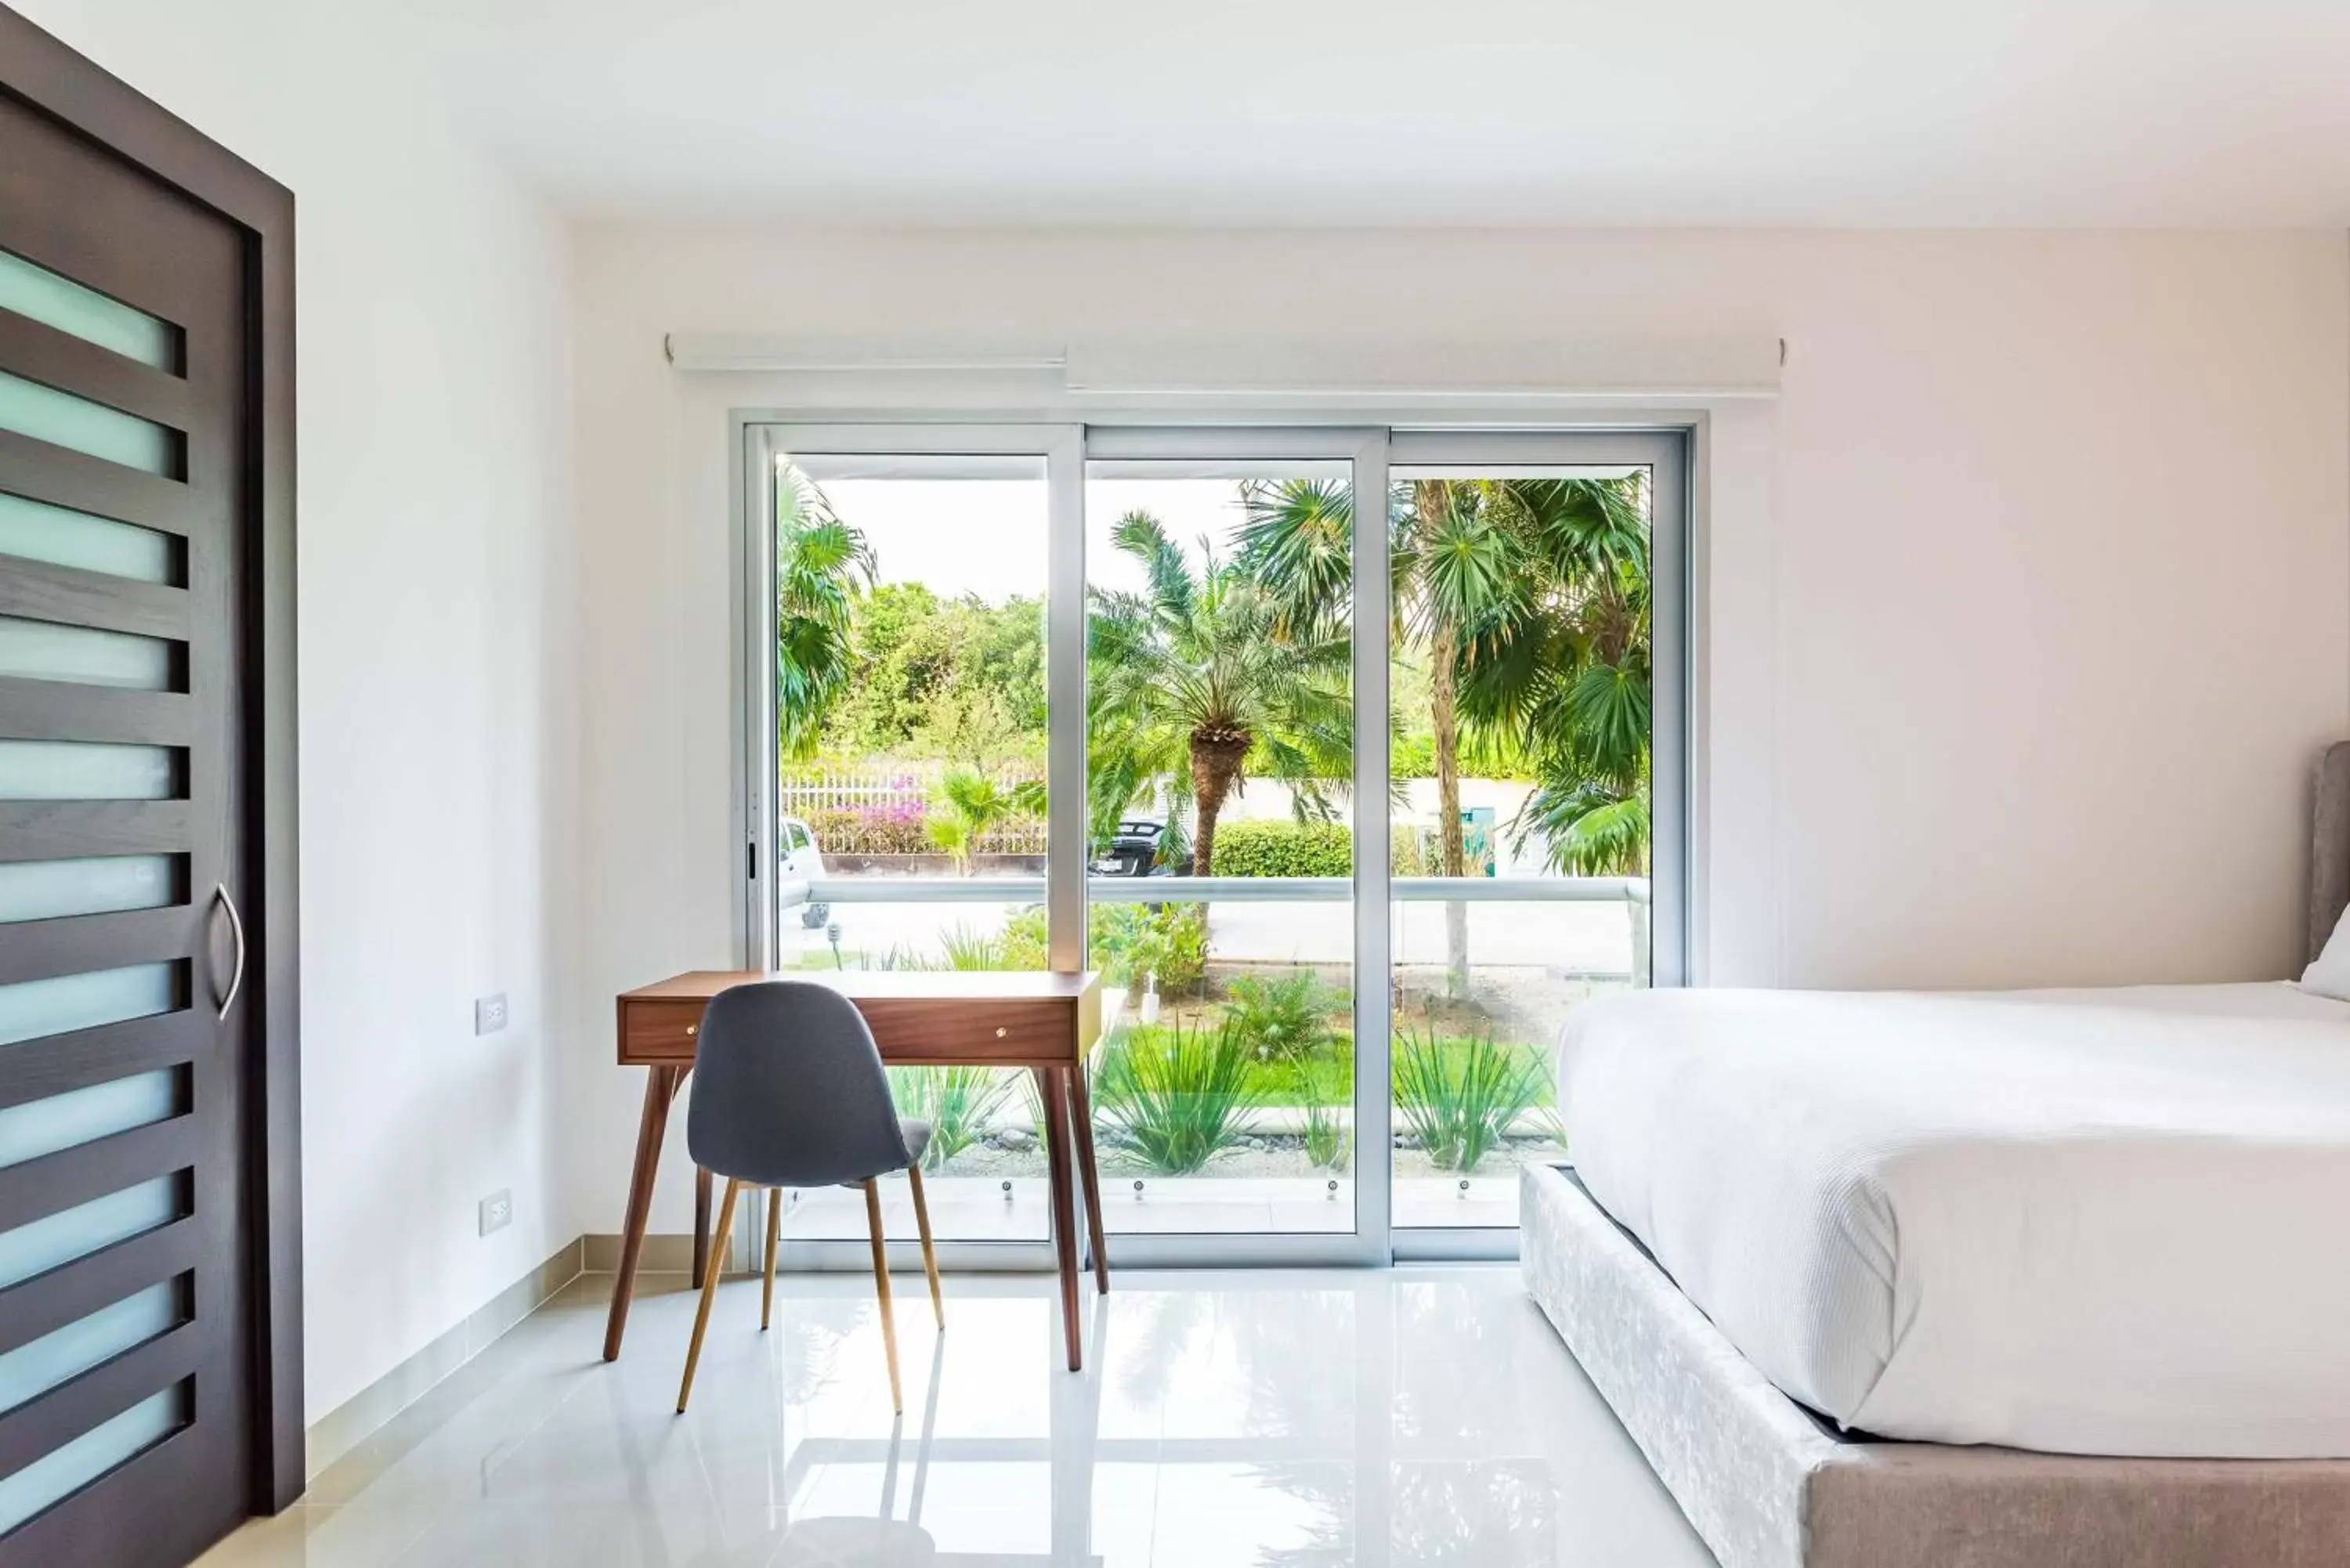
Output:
[[620, 999, 707, 1062], [859, 997, 1075, 1064]]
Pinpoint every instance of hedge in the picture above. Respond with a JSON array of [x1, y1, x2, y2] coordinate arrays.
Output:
[[1209, 820, 1351, 877]]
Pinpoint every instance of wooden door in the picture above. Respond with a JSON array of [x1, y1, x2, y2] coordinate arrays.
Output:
[[0, 11, 299, 1563]]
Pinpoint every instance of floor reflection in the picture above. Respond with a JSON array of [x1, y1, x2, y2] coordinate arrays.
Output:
[[196, 1268, 1715, 1568]]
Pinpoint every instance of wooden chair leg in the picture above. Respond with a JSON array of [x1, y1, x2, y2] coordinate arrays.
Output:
[[761, 1187, 783, 1331], [906, 1162, 944, 1329], [863, 1179, 903, 1412], [677, 1176, 742, 1414]]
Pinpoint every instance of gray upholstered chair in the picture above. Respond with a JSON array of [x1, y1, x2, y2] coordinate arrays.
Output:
[[675, 981, 943, 1414]]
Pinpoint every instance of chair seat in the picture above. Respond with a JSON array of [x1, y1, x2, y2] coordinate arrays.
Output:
[[834, 1118, 927, 1187]]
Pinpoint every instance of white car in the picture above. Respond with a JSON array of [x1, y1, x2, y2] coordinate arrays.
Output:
[[779, 815, 830, 927]]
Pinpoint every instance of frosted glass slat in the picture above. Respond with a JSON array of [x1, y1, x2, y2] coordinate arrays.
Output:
[[0, 370, 176, 475], [0, 1281, 178, 1414], [0, 964, 175, 1049], [0, 250, 177, 371], [0, 615, 173, 689], [0, 1382, 186, 1534], [0, 1071, 178, 1170], [0, 492, 172, 583], [0, 1176, 179, 1290], [0, 740, 176, 800], [0, 856, 174, 923]]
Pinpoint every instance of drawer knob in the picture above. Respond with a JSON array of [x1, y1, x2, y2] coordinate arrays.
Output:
[[995, 1026, 1008, 1038], [685, 1024, 697, 1036]]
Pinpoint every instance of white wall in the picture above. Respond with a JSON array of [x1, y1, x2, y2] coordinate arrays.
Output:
[[16, 2, 581, 1425], [567, 225, 2348, 1230]]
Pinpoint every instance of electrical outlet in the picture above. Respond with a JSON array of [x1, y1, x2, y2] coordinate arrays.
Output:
[[474, 993, 508, 1036], [478, 1189, 512, 1237]]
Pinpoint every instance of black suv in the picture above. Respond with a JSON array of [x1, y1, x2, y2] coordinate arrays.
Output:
[[1091, 818, 1170, 877]]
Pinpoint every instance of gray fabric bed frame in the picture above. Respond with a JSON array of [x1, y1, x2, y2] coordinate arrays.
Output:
[[1522, 739, 2350, 1568]]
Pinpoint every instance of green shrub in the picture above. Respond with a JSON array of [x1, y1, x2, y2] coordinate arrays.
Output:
[[1391, 825, 1434, 877], [1392, 1025, 1545, 1172], [938, 923, 1007, 970], [1209, 820, 1351, 878], [1087, 902, 1208, 992], [1094, 1018, 1260, 1175], [987, 902, 1207, 988], [889, 1064, 1018, 1169], [1298, 1059, 1351, 1171], [1000, 906, 1050, 970], [1223, 970, 1338, 1064]]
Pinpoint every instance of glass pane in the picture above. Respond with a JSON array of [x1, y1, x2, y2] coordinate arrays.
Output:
[[0, 740, 178, 800], [0, 615, 175, 689], [0, 1382, 187, 1534], [0, 249, 179, 371], [0, 855, 175, 923], [0, 492, 173, 583], [1387, 467, 1654, 1228], [1090, 893, 1353, 1236], [0, 1281, 180, 1414], [1085, 459, 1356, 1236], [769, 450, 1052, 1242], [0, 1070, 179, 1169], [0, 370, 179, 476], [0, 1175, 180, 1290], [0, 963, 175, 1048]]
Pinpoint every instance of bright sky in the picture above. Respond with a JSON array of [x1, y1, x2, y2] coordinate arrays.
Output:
[[813, 474, 1338, 602]]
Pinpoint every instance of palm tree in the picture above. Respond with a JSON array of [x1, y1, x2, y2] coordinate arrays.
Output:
[[774, 463, 874, 761], [1240, 475, 1651, 986], [1088, 512, 1353, 875], [1451, 476, 1651, 876], [925, 765, 1047, 876]]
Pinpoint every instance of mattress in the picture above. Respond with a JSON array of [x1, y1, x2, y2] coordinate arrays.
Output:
[[1557, 981, 2350, 1458]]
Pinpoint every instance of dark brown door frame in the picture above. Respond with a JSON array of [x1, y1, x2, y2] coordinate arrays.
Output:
[[0, 4, 302, 1513]]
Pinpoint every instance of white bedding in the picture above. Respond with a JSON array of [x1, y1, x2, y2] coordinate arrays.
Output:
[[1557, 981, 2350, 1458]]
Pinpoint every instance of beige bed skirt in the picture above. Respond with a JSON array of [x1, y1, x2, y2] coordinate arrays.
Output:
[[1518, 1162, 2350, 1568]]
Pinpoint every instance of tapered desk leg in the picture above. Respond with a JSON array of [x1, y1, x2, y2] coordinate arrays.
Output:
[[1066, 1067, 1108, 1295], [692, 1168, 714, 1289], [1034, 1065, 1083, 1371], [603, 1064, 684, 1361]]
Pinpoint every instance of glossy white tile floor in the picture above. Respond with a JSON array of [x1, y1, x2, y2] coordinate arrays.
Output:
[[199, 1267, 1718, 1566]]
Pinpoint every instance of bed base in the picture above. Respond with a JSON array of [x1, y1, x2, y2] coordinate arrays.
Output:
[[1519, 1162, 2350, 1568]]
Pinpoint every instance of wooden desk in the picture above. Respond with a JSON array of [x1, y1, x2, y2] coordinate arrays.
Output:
[[606, 970, 1107, 1369]]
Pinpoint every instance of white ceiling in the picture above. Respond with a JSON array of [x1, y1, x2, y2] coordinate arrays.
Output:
[[407, 0, 2350, 226]]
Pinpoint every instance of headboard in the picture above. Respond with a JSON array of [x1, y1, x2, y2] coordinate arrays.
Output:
[[2309, 741, 2350, 964]]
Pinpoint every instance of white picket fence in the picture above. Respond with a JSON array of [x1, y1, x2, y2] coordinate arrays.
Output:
[[779, 764, 935, 815]]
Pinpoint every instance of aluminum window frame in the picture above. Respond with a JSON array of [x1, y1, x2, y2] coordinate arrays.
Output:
[[735, 414, 1690, 1270]]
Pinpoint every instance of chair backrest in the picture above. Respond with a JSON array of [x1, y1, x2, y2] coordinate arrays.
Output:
[[685, 981, 914, 1189]]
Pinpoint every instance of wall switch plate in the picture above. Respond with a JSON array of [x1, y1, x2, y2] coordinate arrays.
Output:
[[474, 993, 508, 1035], [479, 1189, 512, 1237]]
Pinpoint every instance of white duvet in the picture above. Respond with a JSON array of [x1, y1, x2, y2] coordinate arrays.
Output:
[[1558, 981, 2350, 1458]]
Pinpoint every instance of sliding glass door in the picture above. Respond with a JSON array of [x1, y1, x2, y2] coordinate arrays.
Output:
[[1383, 434, 1683, 1248], [743, 421, 1681, 1264]]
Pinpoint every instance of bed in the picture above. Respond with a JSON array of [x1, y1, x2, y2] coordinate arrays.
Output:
[[1521, 741, 2350, 1568]]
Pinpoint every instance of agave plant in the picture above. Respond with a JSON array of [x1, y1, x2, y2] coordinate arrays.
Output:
[[1094, 1018, 1261, 1176], [1298, 1059, 1351, 1172], [889, 1064, 1019, 1169], [1391, 1024, 1545, 1172]]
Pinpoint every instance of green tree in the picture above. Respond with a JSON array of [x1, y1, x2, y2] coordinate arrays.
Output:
[[1239, 475, 1650, 881], [775, 465, 874, 761], [1087, 512, 1353, 876]]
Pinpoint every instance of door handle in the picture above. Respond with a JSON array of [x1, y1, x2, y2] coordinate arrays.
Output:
[[212, 882, 248, 1021]]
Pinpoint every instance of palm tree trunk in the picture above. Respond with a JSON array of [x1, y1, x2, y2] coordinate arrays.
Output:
[[1188, 729, 1249, 876], [1430, 620, 1470, 997]]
